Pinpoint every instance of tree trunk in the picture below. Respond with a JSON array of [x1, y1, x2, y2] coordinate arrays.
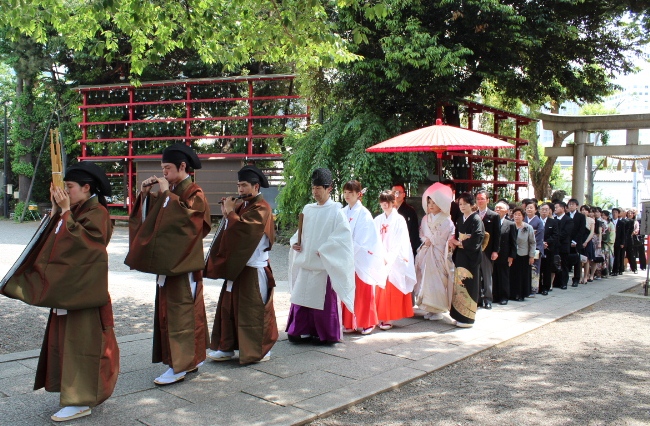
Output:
[[16, 78, 35, 203], [530, 102, 572, 201]]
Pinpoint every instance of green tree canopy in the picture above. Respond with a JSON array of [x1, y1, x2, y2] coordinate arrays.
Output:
[[279, 0, 646, 220], [329, 0, 642, 120], [0, 0, 373, 79]]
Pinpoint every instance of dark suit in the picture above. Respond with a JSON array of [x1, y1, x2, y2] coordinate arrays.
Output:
[[613, 218, 627, 274], [450, 201, 461, 226], [569, 211, 587, 283], [540, 217, 559, 293], [624, 218, 638, 273], [478, 209, 501, 303], [555, 214, 574, 288], [398, 202, 420, 256], [493, 217, 516, 302]]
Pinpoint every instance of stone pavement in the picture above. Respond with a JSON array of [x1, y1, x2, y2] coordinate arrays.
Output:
[[0, 264, 642, 425]]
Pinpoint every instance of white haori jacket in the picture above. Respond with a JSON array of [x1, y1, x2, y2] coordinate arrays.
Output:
[[374, 209, 417, 295], [343, 202, 388, 288], [289, 199, 355, 312]]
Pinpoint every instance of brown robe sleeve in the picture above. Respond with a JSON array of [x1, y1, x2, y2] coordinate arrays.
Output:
[[3, 198, 112, 310], [205, 196, 274, 280], [125, 182, 211, 276]]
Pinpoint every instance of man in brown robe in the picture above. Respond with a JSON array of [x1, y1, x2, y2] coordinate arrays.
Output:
[[2, 161, 119, 422], [205, 165, 278, 363], [125, 143, 211, 385]]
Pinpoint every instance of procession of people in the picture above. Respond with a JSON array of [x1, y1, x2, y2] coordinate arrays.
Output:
[[0, 145, 646, 422]]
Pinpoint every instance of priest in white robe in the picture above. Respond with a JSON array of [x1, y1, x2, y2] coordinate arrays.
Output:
[[286, 168, 355, 344]]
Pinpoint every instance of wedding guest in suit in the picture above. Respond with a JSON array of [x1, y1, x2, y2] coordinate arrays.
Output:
[[539, 202, 559, 295], [493, 200, 516, 304], [392, 183, 420, 257], [475, 189, 500, 309], [441, 179, 461, 226], [523, 200, 544, 296], [567, 198, 587, 286], [554, 201, 574, 289], [623, 209, 638, 273], [612, 207, 626, 275], [635, 211, 646, 271]]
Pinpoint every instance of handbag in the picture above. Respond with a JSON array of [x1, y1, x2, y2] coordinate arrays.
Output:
[[481, 232, 490, 251], [593, 247, 605, 263]]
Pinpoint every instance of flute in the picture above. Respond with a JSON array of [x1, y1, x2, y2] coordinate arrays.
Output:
[[142, 179, 158, 188], [218, 194, 252, 204]]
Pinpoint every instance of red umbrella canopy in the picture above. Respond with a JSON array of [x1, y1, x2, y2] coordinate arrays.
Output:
[[365, 119, 515, 154]]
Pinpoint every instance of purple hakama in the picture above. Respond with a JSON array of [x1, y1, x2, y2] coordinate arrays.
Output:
[[286, 278, 341, 343]]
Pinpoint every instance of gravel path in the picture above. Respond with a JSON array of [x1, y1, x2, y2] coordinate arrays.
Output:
[[0, 219, 291, 355], [310, 288, 650, 425]]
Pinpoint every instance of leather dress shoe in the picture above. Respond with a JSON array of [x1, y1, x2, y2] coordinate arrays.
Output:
[[499, 299, 508, 305], [541, 290, 549, 296], [484, 301, 492, 309], [561, 285, 567, 289], [571, 283, 579, 287]]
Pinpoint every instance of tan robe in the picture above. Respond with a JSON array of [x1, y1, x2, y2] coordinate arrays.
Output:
[[205, 194, 278, 364], [4, 197, 119, 407], [126, 178, 211, 373]]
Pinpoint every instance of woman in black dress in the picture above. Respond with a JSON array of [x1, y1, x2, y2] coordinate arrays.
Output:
[[449, 193, 485, 328]]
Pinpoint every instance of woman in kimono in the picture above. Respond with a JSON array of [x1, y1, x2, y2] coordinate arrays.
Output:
[[510, 207, 536, 301], [374, 190, 417, 330], [2, 162, 119, 422], [524, 201, 544, 296], [601, 210, 615, 277], [341, 180, 386, 335], [448, 192, 484, 328], [415, 183, 455, 321]]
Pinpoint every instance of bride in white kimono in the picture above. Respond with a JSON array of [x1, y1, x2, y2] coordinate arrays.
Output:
[[415, 183, 455, 321]]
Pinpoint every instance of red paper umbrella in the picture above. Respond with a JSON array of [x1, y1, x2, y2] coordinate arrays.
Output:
[[366, 118, 515, 177], [365, 119, 514, 154]]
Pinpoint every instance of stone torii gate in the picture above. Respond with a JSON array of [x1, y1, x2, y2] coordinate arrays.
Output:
[[540, 112, 650, 202]]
